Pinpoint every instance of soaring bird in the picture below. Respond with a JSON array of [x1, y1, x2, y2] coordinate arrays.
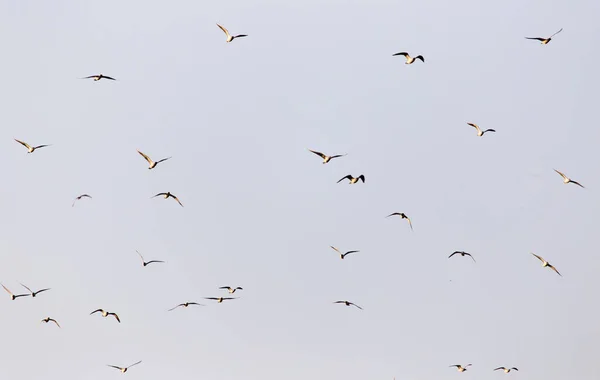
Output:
[[337, 174, 365, 184], [107, 361, 142, 373], [204, 297, 237, 303], [82, 74, 116, 81], [468, 123, 496, 137], [72, 194, 92, 207], [494, 367, 519, 373], [168, 302, 204, 311], [90, 309, 121, 323], [308, 149, 346, 164], [1, 284, 29, 300], [392, 52, 425, 64], [330, 246, 359, 260], [554, 169, 584, 188], [448, 251, 476, 263], [450, 364, 472, 372], [14, 139, 51, 153], [386, 212, 413, 231], [20, 283, 50, 297], [217, 23, 248, 42], [136, 250, 165, 267], [219, 286, 243, 294], [137, 150, 171, 170], [525, 28, 562, 44], [41, 317, 61, 328], [531, 253, 561, 276], [333, 300, 363, 310], [152, 192, 183, 207]]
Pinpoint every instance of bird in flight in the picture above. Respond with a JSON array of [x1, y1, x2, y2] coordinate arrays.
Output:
[[219, 286, 243, 294], [41, 317, 61, 328], [337, 174, 365, 184], [152, 192, 183, 207], [494, 367, 518, 373], [1, 284, 29, 300], [137, 150, 171, 170], [82, 74, 116, 81], [448, 251, 476, 263], [330, 246, 359, 260], [531, 253, 561, 276], [386, 212, 413, 231], [468, 122, 496, 137], [90, 309, 121, 323], [217, 23, 248, 43], [307, 149, 346, 164], [525, 28, 563, 44], [334, 300, 363, 310], [450, 364, 472, 372], [14, 139, 51, 153], [205, 297, 237, 303], [107, 361, 142, 373], [554, 169, 584, 188], [168, 302, 204, 311], [20, 283, 50, 297], [392, 52, 425, 64], [72, 194, 92, 207], [136, 250, 165, 267]]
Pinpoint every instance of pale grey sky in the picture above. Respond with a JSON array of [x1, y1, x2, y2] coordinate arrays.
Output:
[[1, 0, 599, 379]]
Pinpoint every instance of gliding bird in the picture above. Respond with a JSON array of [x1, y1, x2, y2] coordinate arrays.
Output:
[[107, 361, 142, 373], [137, 150, 171, 169], [217, 23, 248, 42], [41, 317, 61, 328], [20, 283, 50, 297], [494, 367, 519, 373], [525, 28, 563, 44], [219, 286, 243, 294], [450, 364, 472, 372], [204, 297, 237, 303], [308, 149, 346, 164], [136, 250, 165, 267], [554, 169, 584, 188], [330, 246, 359, 260], [72, 194, 92, 207], [386, 212, 413, 230], [337, 174, 365, 184], [1, 284, 29, 300], [168, 302, 204, 311], [152, 192, 184, 207], [14, 139, 51, 153], [81, 74, 116, 81], [531, 253, 562, 276], [468, 123, 495, 137], [448, 251, 476, 263], [90, 309, 121, 323], [392, 52, 425, 64], [333, 300, 363, 310]]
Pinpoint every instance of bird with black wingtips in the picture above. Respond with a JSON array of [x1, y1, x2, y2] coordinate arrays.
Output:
[[137, 150, 171, 170], [20, 283, 50, 298], [72, 194, 92, 207], [531, 253, 562, 276], [307, 149, 346, 164], [1, 284, 30, 300], [219, 286, 243, 294], [14, 139, 51, 153], [330, 246, 359, 260], [525, 28, 562, 44], [81, 74, 116, 81], [468, 123, 496, 137], [136, 250, 165, 267], [152, 192, 184, 207], [337, 174, 365, 184], [494, 367, 518, 373], [217, 23, 247, 43], [168, 302, 204, 311], [554, 169, 584, 188], [107, 361, 142, 373], [450, 364, 472, 372], [386, 213, 413, 231], [333, 300, 363, 310], [392, 52, 424, 64], [448, 251, 476, 263], [205, 297, 237, 303], [41, 317, 61, 328], [90, 309, 121, 322]]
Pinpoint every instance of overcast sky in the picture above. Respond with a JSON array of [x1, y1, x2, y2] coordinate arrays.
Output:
[[0, 0, 599, 379]]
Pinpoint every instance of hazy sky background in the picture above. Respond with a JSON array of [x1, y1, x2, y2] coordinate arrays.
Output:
[[1, 0, 599, 379]]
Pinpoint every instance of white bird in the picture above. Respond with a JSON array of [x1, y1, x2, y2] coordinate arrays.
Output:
[[41, 317, 61, 328], [90, 309, 121, 323], [525, 28, 562, 44], [330, 246, 359, 260], [137, 150, 171, 169], [494, 367, 519, 373], [217, 23, 248, 43], [82, 74, 116, 81], [152, 192, 184, 207], [219, 286, 243, 294], [450, 364, 472, 372], [531, 253, 561, 276], [337, 174, 365, 184], [72, 194, 92, 207], [467, 122, 495, 137], [392, 52, 425, 64], [333, 300, 363, 310], [554, 169, 584, 188], [308, 149, 346, 164], [1, 284, 29, 300], [14, 139, 51, 153], [386, 212, 413, 231], [107, 361, 142, 373]]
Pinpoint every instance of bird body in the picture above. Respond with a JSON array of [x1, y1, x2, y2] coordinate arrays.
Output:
[[393, 52, 425, 64], [308, 149, 346, 164], [217, 23, 247, 42], [531, 253, 561, 276], [468, 123, 496, 137], [14, 139, 50, 153], [554, 169, 584, 188], [337, 174, 365, 184], [451, 364, 472, 372], [90, 309, 121, 322]]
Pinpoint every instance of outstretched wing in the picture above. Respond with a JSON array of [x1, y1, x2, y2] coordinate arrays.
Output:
[[308, 149, 326, 159], [90, 309, 103, 315], [14, 139, 31, 149], [146, 260, 165, 265], [168, 304, 184, 311], [156, 157, 172, 164], [152, 192, 167, 198], [171, 195, 184, 207], [548, 264, 562, 276], [415, 55, 425, 62], [553, 169, 567, 180], [137, 150, 153, 164], [392, 52, 409, 57], [570, 180, 585, 188], [20, 283, 33, 294], [525, 37, 545, 41], [216, 23, 230, 37], [127, 361, 142, 369], [467, 123, 481, 133], [349, 302, 363, 310], [337, 175, 352, 183], [549, 28, 563, 38], [531, 253, 544, 263]]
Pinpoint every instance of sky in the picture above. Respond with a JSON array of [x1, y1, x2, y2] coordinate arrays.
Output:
[[0, 0, 599, 379]]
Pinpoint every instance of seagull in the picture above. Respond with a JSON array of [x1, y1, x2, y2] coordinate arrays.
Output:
[[136, 250, 165, 267], [217, 23, 248, 43], [330, 246, 359, 260], [90, 309, 121, 323], [554, 169, 584, 188], [219, 286, 243, 294], [531, 253, 562, 276], [448, 251, 476, 263], [204, 297, 237, 303], [386, 212, 413, 231], [307, 149, 346, 164], [467, 123, 496, 137], [1, 284, 30, 300], [72, 194, 92, 207], [152, 192, 183, 207], [20, 283, 50, 297], [525, 28, 563, 44], [82, 74, 116, 81], [107, 361, 142, 373], [450, 364, 472, 372], [333, 300, 363, 310], [392, 52, 425, 64], [14, 139, 51, 153], [337, 174, 365, 184], [41, 317, 61, 328], [168, 302, 204, 311], [494, 367, 519, 373], [137, 150, 171, 170]]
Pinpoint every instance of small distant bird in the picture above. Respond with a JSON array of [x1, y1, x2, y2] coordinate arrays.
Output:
[[152, 192, 183, 207], [217, 23, 247, 42], [219, 286, 243, 294], [41, 317, 60, 328], [137, 150, 171, 170], [531, 253, 561, 276], [204, 297, 237, 303], [14, 139, 51, 153], [136, 250, 165, 267], [392, 52, 425, 64], [494, 367, 519, 373], [554, 169, 584, 188], [448, 251, 476, 263], [525, 28, 563, 44], [82, 74, 116, 81], [386, 212, 413, 231], [337, 174, 365, 184], [450, 364, 472, 372], [72, 194, 92, 207], [308, 149, 346, 164], [468, 122, 496, 137], [1, 284, 29, 300], [90, 309, 121, 323], [107, 361, 142, 373], [168, 302, 204, 311], [333, 300, 363, 310], [20, 283, 50, 297], [330, 246, 359, 260]]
